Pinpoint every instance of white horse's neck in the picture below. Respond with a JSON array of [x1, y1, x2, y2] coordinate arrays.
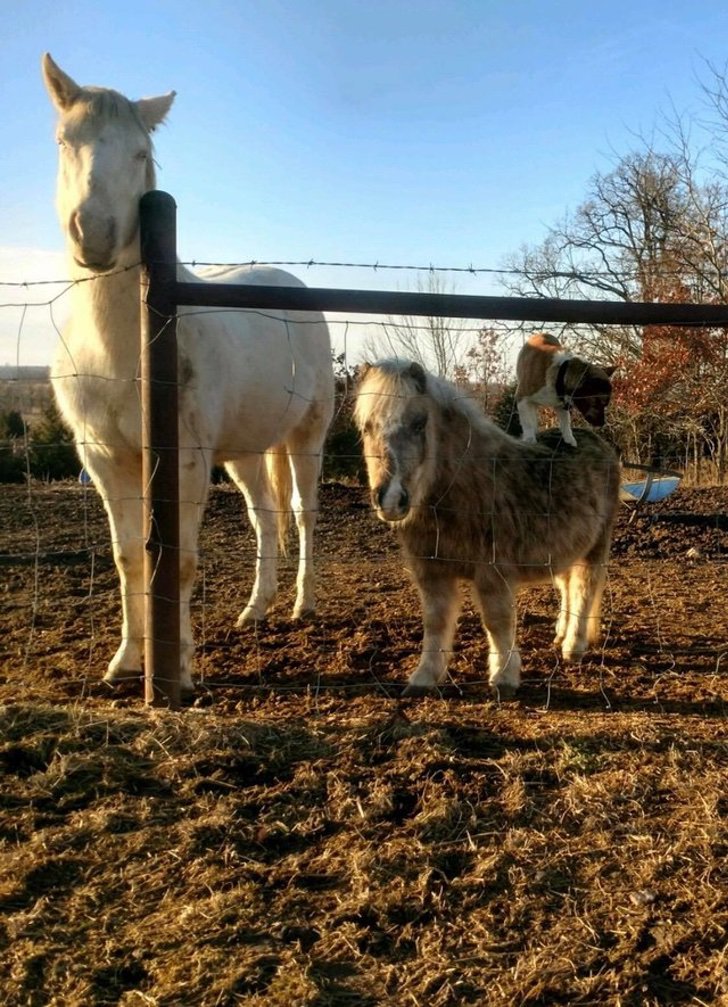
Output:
[[68, 254, 142, 370]]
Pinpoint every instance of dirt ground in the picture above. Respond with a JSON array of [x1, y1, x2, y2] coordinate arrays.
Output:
[[1, 479, 727, 1006]]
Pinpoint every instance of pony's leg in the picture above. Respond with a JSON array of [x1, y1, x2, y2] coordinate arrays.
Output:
[[556, 407, 578, 447], [586, 562, 607, 647], [553, 573, 570, 646], [176, 449, 212, 691], [561, 561, 593, 662], [471, 582, 521, 696], [403, 576, 461, 696], [87, 457, 145, 684], [225, 456, 279, 625], [517, 398, 539, 443]]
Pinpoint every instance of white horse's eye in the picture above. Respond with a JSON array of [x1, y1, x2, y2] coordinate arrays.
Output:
[[135, 150, 148, 162]]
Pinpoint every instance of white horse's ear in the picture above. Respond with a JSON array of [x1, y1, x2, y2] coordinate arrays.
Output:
[[408, 361, 427, 393], [135, 92, 176, 132], [42, 53, 81, 111]]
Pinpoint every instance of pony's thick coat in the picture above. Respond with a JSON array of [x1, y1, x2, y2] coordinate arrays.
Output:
[[42, 54, 334, 690], [355, 360, 620, 695]]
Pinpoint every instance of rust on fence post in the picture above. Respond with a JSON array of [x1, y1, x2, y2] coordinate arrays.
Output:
[[140, 190, 181, 710]]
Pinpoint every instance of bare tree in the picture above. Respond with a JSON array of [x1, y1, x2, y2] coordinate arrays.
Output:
[[498, 69, 728, 480], [361, 273, 479, 379]]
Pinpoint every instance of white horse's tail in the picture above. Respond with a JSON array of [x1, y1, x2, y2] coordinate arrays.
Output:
[[266, 445, 292, 556]]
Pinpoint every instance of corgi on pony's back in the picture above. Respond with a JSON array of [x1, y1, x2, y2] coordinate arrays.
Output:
[[516, 333, 615, 447]]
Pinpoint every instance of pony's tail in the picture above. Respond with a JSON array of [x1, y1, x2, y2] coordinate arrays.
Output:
[[265, 445, 292, 556]]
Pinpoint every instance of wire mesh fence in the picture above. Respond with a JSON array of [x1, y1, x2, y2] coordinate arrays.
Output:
[[2, 235, 728, 713]]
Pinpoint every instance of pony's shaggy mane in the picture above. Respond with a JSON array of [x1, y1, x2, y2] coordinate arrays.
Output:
[[356, 358, 497, 439]]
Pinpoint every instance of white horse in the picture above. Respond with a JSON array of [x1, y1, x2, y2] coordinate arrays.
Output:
[[42, 54, 335, 691]]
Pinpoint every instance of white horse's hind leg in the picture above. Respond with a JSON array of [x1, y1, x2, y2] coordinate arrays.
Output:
[[177, 449, 212, 691], [403, 576, 461, 695], [226, 456, 279, 625]]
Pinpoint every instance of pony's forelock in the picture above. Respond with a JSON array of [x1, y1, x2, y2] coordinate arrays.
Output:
[[356, 358, 490, 435]]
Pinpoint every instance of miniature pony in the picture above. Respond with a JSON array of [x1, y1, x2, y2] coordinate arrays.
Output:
[[355, 359, 620, 696]]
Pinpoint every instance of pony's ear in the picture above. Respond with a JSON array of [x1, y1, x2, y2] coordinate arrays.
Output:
[[42, 53, 81, 111], [602, 365, 617, 378], [135, 92, 176, 132], [408, 361, 427, 393]]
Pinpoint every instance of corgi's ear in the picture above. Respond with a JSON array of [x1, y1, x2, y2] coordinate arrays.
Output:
[[603, 365, 617, 377]]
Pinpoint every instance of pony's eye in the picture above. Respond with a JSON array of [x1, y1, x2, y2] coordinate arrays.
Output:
[[363, 420, 373, 436], [410, 415, 427, 434]]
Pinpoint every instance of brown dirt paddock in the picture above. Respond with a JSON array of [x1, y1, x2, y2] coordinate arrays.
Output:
[[1, 480, 727, 1006]]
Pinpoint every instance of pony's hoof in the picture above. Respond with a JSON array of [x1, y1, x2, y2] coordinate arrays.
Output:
[[561, 648, 585, 664]]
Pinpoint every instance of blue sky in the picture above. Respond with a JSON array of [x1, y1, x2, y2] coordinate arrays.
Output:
[[3, 0, 728, 364]]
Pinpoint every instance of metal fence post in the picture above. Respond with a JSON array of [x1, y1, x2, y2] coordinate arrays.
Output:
[[139, 191, 181, 709]]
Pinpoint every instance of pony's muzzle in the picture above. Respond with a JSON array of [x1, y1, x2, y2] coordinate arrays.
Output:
[[374, 482, 410, 522]]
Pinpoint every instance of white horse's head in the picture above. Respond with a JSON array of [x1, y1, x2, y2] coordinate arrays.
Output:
[[42, 53, 175, 273]]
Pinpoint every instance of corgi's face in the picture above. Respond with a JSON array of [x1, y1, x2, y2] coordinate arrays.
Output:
[[571, 365, 616, 427]]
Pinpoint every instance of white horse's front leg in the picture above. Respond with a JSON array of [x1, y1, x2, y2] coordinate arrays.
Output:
[[225, 457, 279, 625], [288, 447, 325, 619], [472, 581, 521, 697], [403, 575, 461, 696], [87, 456, 145, 684]]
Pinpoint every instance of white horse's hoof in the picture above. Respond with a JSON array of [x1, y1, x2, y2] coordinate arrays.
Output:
[[293, 606, 316, 621], [103, 667, 141, 685], [402, 682, 436, 698], [236, 608, 267, 628], [490, 682, 518, 700]]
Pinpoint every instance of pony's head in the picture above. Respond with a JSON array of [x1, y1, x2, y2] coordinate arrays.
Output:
[[354, 359, 440, 523], [42, 54, 175, 273]]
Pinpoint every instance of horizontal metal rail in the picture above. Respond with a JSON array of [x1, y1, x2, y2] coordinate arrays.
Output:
[[173, 280, 728, 327]]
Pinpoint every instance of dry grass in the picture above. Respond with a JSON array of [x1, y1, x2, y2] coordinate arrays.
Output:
[[2, 697, 727, 1006], [2, 482, 728, 1005]]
